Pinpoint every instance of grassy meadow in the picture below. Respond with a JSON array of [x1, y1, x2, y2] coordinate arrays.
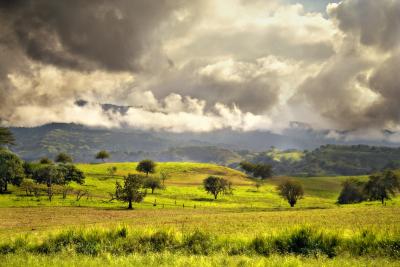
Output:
[[0, 162, 399, 266]]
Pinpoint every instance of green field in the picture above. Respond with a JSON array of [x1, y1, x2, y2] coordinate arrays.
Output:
[[0, 162, 399, 266]]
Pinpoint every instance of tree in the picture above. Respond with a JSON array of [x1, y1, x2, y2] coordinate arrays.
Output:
[[31, 165, 64, 201], [0, 127, 15, 147], [39, 157, 53, 164], [277, 179, 304, 207], [239, 161, 272, 179], [59, 164, 85, 185], [0, 150, 25, 193], [364, 170, 400, 204], [203, 176, 231, 200], [337, 178, 366, 204], [160, 170, 170, 186], [115, 174, 147, 209], [55, 153, 73, 163], [240, 161, 256, 175], [136, 159, 156, 176], [144, 176, 162, 194], [96, 150, 110, 162], [31, 164, 85, 201], [252, 164, 272, 179]]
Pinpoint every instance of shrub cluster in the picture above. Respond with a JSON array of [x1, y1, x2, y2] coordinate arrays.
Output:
[[0, 227, 399, 258]]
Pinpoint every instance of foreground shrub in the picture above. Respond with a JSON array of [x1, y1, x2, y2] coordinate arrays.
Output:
[[0, 227, 398, 258]]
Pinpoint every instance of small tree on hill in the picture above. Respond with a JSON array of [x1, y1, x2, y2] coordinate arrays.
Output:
[[39, 157, 53, 164], [337, 178, 366, 204], [96, 150, 110, 162], [364, 170, 400, 205], [160, 170, 170, 186], [0, 127, 15, 147], [136, 159, 156, 176], [239, 161, 272, 179], [0, 150, 25, 193], [203, 176, 231, 200], [55, 153, 73, 163], [115, 174, 147, 209], [240, 161, 256, 175], [277, 179, 304, 207], [144, 176, 163, 194]]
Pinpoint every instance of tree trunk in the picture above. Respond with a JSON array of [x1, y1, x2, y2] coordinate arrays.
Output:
[[151, 188, 154, 194], [381, 198, 385, 205], [4, 182, 7, 192], [290, 201, 295, 207], [128, 199, 133, 209], [214, 193, 218, 200]]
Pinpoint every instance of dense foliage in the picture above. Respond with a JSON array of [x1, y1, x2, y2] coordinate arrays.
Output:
[[55, 153, 73, 163], [115, 174, 147, 209], [203, 176, 232, 200], [136, 159, 156, 176], [337, 178, 366, 204], [277, 179, 304, 207], [0, 149, 25, 192], [0, 127, 15, 146]]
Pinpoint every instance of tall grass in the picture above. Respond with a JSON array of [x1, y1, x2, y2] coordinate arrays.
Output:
[[0, 226, 399, 258]]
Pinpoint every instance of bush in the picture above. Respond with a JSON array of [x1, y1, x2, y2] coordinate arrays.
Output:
[[338, 178, 366, 204], [183, 231, 213, 255]]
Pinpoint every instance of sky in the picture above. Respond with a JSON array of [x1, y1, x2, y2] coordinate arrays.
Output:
[[0, 0, 400, 140]]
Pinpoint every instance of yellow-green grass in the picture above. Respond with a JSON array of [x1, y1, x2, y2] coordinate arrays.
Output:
[[1, 162, 400, 265], [0, 205, 399, 238], [0, 162, 398, 210], [268, 150, 304, 162], [2, 253, 399, 267]]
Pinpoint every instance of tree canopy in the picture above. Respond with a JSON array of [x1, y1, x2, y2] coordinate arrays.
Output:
[[203, 176, 232, 200], [239, 161, 272, 179], [96, 150, 110, 162], [136, 159, 156, 176], [144, 176, 163, 194], [0, 127, 15, 146], [0, 150, 25, 193], [115, 174, 147, 209], [55, 153, 73, 163], [364, 170, 400, 204], [277, 179, 304, 207], [337, 178, 366, 204]]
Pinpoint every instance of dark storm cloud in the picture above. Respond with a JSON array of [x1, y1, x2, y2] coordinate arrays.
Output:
[[0, 0, 182, 71], [329, 0, 400, 50], [294, 0, 400, 130]]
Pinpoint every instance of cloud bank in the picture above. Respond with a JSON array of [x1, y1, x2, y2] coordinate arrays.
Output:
[[0, 0, 399, 139]]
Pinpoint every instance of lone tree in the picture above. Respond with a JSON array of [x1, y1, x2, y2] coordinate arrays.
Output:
[[160, 170, 170, 186], [0, 150, 25, 193], [39, 157, 53, 164], [144, 176, 163, 194], [115, 174, 147, 209], [96, 150, 110, 162], [55, 153, 73, 163], [203, 176, 231, 200], [239, 161, 272, 179], [277, 179, 304, 207], [338, 178, 366, 204], [0, 127, 15, 147], [136, 159, 156, 176], [364, 170, 400, 205]]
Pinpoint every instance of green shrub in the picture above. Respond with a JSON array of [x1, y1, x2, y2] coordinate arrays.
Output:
[[183, 231, 213, 255]]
